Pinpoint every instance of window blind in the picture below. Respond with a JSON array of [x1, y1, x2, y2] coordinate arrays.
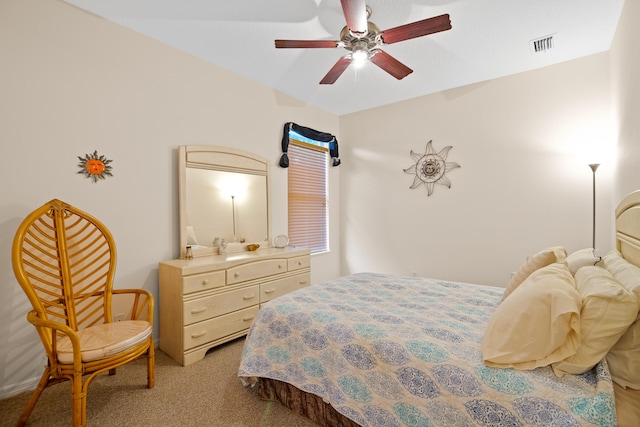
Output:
[[288, 140, 328, 254]]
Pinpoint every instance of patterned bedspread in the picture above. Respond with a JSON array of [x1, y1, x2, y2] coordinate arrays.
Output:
[[238, 272, 616, 427]]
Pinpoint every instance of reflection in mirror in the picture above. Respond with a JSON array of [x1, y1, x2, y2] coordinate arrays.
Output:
[[185, 168, 268, 247], [179, 145, 271, 258]]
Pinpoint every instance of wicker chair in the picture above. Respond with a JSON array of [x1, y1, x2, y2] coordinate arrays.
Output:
[[12, 199, 154, 427]]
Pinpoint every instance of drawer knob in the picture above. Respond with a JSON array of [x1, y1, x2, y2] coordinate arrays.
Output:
[[299, 280, 309, 285], [202, 279, 209, 285], [278, 264, 283, 269], [191, 331, 206, 339], [242, 316, 255, 322], [191, 307, 206, 314], [298, 261, 302, 266], [234, 272, 240, 278], [243, 294, 256, 300], [264, 288, 275, 294]]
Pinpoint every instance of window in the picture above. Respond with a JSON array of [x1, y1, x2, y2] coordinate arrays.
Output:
[[280, 122, 339, 254], [288, 135, 329, 254]]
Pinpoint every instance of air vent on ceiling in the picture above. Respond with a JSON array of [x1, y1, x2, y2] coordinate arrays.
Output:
[[530, 34, 556, 53]]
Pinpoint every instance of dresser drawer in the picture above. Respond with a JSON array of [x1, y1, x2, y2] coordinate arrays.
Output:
[[261, 272, 311, 303], [227, 259, 287, 285], [182, 270, 225, 294], [183, 306, 259, 350], [288, 256, 310, 271], [184, 285, 259, 325]]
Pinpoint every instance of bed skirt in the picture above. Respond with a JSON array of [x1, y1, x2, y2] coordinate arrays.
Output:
[[258, 377, 361, 427], [257, 377, 640, 427]]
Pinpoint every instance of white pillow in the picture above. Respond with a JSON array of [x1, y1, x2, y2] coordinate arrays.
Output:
[[600, 250, 640, 313], [484, 262, 581, 370], [552, 266, 636, 376], [502, 246, 567, 302], [566, 248, 601, 274]]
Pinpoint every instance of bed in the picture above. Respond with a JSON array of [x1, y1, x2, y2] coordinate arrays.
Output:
[[238, 191, 640, 426]]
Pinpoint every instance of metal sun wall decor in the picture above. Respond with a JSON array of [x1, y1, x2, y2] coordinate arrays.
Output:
[[77, 150, 113, 183], [404, 140, 460, 196]]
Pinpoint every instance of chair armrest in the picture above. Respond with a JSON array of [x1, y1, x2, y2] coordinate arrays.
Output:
[[112, 289, 154, 324], [26, 310, 84, 370]]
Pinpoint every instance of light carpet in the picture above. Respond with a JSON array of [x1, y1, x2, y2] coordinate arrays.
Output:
[[0, 338, 315, 427]]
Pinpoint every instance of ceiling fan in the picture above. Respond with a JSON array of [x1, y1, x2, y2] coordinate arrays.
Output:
[[275, 0, 452, 84]]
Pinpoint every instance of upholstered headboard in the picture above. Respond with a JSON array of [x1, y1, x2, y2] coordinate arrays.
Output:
[[616, 190, 640, 267]]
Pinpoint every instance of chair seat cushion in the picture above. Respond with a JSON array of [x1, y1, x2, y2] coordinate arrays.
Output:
[[57, 320, 152, 364]]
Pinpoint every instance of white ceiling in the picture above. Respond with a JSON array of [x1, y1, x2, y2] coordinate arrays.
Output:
[[64, 0, 625, 116]]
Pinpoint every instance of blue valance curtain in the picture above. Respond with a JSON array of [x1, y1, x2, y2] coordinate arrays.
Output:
[[279, 122, 341, 168]]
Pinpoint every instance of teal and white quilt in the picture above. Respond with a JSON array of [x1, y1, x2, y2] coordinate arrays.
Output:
[[238, 272, 616, 427]]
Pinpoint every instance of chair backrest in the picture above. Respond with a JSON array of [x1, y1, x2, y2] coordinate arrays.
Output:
[[12, 199, 117, 347]]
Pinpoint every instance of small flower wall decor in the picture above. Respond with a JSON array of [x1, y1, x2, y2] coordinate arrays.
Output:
[[77, 150, 113, 183], [404, 140, 460, 196]]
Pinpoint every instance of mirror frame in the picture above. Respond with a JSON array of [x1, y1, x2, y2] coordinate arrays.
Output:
[[179, 145, 271, 258]]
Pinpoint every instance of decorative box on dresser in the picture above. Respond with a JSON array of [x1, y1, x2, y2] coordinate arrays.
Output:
[[159, 247, 310, 366]]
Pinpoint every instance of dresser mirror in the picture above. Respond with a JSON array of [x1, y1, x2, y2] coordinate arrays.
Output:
[[179, 145, 270, 258]]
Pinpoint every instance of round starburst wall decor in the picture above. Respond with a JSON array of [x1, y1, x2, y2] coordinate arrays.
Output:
[[403, 140, 460, 196], [77, 150, 113, 183]]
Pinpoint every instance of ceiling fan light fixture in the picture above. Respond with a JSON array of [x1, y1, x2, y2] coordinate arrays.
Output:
[[352, 44, 369, 67], [275, 2, 452, 84]]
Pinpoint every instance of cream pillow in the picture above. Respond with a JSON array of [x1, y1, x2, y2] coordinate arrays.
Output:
[[502, 246, 567, 301], [600, 250, 640, 389], [607, 321, 640, 389], [484, 262, 581, 370], [566, 248, 601, 275], [552, 266, 636, 376]]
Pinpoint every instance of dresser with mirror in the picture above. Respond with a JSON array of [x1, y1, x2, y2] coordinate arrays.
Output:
[[159, 145, 311, 366]]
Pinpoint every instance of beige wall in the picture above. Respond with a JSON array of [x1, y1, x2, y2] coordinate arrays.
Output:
[[0, 0, 634, 400], [611, 0, 640, 202], [0, 0, 340, 396], [339, 52, 616, 285]]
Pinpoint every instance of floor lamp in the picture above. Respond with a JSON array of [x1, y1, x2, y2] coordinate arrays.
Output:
[[589, 163, 600, 249], [231, 195, 237, 242]]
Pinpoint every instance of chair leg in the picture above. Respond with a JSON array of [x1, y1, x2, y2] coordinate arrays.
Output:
[[17, 366, 51, 427], [72, 371, 86, 427], [147, 342, 155, 388]]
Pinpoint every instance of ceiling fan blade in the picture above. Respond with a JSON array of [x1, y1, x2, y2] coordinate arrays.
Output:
[[340, 0, 368, 35], [320, 56, 353, 84], [370, 50, 413, 80], [379, 14, 451, 45], [275, 40, 340, 49]]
